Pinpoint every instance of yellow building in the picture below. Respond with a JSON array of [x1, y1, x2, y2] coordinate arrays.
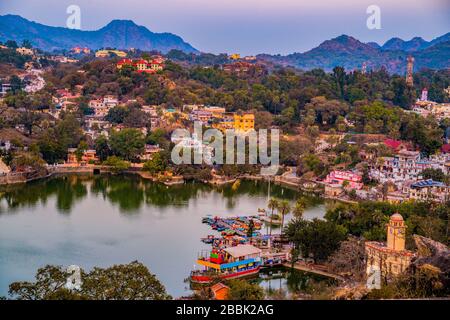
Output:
[[229, 53, 241, 60], [365, 213, 414, 284], [212, 112, 235, 132], [233, 113, 255, 132]]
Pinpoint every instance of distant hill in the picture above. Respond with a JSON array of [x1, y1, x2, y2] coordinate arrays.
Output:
[[0, 14, 198, 53], [381, 37, 429, 52], [258, 34, 450, 74], [381, 33, 450, 52]]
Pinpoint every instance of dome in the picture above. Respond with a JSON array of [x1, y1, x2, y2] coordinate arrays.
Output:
[[390, 213, 404, 221]]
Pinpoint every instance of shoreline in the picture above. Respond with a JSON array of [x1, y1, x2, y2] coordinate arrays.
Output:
[[0, 166, 357, 205]]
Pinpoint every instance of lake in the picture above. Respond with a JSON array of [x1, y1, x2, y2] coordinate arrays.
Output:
[[0, 174, 329, 298]]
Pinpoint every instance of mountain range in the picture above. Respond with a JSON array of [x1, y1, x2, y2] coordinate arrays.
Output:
[[0, 14, 448, 74], [0, 14, 198, 53], [258, 33, 450, 74]]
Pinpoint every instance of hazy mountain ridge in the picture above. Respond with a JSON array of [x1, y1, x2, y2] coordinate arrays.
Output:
[[0, 14, 198, 53], [380, 33, 450, 52], [258, 34, 450, 74], [1, 14, 447, 73]]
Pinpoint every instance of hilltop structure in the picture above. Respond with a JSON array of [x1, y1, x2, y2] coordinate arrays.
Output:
[[116, 56, 165, 74], [406, 56, 414, 87], [365, 213, 414, 283]]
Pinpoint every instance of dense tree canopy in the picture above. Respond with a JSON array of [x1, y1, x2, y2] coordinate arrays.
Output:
[[8, 261, 171, 300]]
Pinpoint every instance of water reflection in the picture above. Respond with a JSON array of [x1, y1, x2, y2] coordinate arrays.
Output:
[[259, 267, 336, 299], [0, 174, 329, 297], [0, 174, 320, 215]]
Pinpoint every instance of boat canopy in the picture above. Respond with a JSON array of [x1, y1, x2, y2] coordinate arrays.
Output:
[[223, 244, 262, 258]]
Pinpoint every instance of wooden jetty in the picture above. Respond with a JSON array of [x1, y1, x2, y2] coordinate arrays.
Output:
[[282, 262, 345, 281]]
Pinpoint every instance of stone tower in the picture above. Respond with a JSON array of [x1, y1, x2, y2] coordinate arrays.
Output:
[[362, 62, 367, 75], [387, 213, 406, 251], [406, 56, 414, 87]]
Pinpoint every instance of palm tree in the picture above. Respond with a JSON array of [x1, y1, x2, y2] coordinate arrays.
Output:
[[277, 200, 291, 233], [292, 198, 306, 219], [267, 198, 279, 236]]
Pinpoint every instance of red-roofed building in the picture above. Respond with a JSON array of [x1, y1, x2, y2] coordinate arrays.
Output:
[[384, 139, 402, 152], [383, 139, 413, 152], [442, 144, 450, 154], [116, 58, 164, 73], [116, 59, 134, 69]]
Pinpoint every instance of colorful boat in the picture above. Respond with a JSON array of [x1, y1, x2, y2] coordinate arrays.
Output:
[[190, 244, 262, 284]]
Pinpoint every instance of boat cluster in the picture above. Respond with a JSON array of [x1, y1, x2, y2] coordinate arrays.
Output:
[[190, 214, 290, 285], [201, 215, 262, 239]]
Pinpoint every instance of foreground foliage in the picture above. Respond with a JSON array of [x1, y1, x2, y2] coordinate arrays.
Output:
[[8, 261, 172, 300]]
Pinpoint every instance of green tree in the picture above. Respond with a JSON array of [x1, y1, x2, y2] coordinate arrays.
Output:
[[285, 218, 347, 263], [105, 106, 130, 124], [81, 261, 171, 300], [109, 129, 145, 161], [277, 200, 291, 232], [8, 261, 171, 300], [75, 141, 88, 162], [267, 198, 279, 236], [5, 40, 18, 49], [421, 168, 446, 182], [292, 198, 306, 219], [227, 279, 264, 300], [143, 152, 167, 175], [21, 40, 32, 49], [103, 156, 130, 173], [94, 135, 111, 162]]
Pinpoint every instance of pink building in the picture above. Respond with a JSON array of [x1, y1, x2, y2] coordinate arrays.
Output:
[[324, 170, 363, 190]]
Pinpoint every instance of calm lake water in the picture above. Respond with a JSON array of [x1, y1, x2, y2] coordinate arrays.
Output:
[[0, 174, 328, 298]]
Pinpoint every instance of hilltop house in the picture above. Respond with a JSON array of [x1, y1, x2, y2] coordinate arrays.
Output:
[[95, 49, 127, 58], [16, 47, 34, 56], [116, 57, 165, 74], [88, 95, 118, 117], [71, 47, 91, 54]]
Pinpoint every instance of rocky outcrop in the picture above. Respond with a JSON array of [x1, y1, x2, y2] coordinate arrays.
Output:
[[413, 235, 450, 275], [333, 284, 369, 300]]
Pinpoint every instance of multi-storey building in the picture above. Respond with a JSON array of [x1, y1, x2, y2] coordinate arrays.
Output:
[[233, 113, 255, 132], [116, 57, 164, 74], [369, 150, 432, 186], [408, 179, 450, 202], [67, 148, 99, 165], [324, 170, 363, 190], [189, 110, 213, 124], [365, 213, 414, 284]]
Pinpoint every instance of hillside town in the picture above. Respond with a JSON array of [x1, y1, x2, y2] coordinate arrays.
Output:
[[0, 37, 449, 301]]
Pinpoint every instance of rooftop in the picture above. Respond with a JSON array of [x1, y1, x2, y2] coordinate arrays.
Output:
[[411, 179, 448, 189], [223, 244, 261, 258]]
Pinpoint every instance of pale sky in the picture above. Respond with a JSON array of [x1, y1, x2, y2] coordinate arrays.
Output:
[[1, 0, 449, 55]]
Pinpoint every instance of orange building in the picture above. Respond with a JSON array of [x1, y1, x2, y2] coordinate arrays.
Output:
[[234, 113, 255, 132], [67, 148, 99, 165], [210, 283, 230, 300]]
